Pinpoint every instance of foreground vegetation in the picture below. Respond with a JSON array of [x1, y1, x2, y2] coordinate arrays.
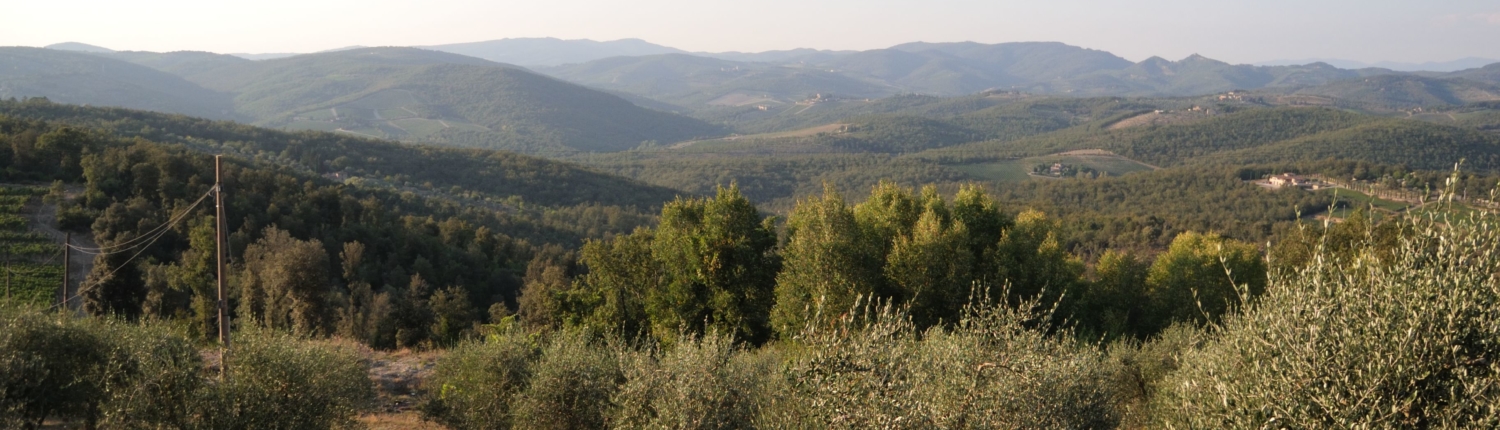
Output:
[[0, 307, 371, 429], [4, 92, 1500, 428], [415, 201, 1500, 429]]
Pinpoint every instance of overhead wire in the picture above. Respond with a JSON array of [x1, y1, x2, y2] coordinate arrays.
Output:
[[46, 188, 217, 311], [65, 188, 214, 255]]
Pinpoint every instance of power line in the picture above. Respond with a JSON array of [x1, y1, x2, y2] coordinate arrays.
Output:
[[48, 224, 174, 312], [65, 190, 213, 255], [46, 190, 214, 312]]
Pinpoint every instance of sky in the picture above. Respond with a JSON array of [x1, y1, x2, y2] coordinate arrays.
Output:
[[4, 0, 1500, 64]]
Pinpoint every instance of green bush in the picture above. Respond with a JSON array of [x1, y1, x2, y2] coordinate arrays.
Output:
[[0, 312, 111, 428], [612, 332, 774, 429], [1154, 211, 1500, 428], [514, 329, 621, 429], [777, 292, 1118, 429], [1, 307, 373, 429], [1101, 323, 1204, 428], [92, 319, 205, 429], [422, 328, 540, 430], [200, 327, 374, 429]]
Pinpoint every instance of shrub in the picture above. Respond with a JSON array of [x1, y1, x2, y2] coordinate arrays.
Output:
[[92, 319, 204, 429], [1154, 212, 1500, 428], [514, 329, 621, 429], [0, 312, 111, 429], [199, 327, 375, 429], [612, 332, 772, 429], [1102, 323, 1204, 428], [1, 307, 375, 429], [422, 328, 539, 430], [778, 292, 1118, 429]]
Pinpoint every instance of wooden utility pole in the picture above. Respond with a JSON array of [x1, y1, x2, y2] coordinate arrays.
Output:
[[61, 233, 70, 310], [215, 155, 231, 376]]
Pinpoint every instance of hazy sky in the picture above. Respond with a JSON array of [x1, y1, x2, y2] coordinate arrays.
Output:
[[4, 0, 1499, 64]]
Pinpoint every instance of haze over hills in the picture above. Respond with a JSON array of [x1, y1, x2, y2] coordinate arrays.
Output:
[[540, 54, 898, 107], [0, 47, 238, 119], [9, 45, 725, 153], [541, 42, 1454, 108], [42, 42, 115, 53], [181, 47, 723, 152], [16, 38, 1500, 151], [420, 38, 686, 67], [1258, 57, 1500, 73]]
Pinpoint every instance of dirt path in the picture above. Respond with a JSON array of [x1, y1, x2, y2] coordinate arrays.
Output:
[[358, 347, 447, 429]]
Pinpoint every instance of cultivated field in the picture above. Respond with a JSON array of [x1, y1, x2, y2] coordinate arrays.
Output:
[[952, 150, 1157, 182]]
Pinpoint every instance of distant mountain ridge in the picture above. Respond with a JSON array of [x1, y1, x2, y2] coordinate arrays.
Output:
[[1258, 57, 1500, 73], [542, 42, 1493, 108], [420, 38, 686, 66], [0, 47, 238, 119], [9, 45, 725, 153]]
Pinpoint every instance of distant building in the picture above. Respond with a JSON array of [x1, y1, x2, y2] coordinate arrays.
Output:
[[1269, 173, 1310, 188]]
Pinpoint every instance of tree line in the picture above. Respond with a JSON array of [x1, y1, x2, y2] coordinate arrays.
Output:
[[533, 182, 1267, 343]]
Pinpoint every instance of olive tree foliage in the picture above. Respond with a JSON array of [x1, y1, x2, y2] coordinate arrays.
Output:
[[775, 292, 1119, 429], [0, 309, 371, 429], [1155, 211, 1500, 428], [239, 226, 333, 335]]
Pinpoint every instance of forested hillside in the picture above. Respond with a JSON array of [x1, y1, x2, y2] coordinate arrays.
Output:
[[6, 47, 727, 154], [0, 47, 237, 119]]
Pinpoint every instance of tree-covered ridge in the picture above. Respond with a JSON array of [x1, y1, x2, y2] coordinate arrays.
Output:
[[527, 181, 1270, 349], [2, 47, 727, 154], [163, 47, 727, 152], [0, 47, 238, 120], [0, 99, 684, 210], [0, 110, 675, 349], [911, 106, 1500, 173]]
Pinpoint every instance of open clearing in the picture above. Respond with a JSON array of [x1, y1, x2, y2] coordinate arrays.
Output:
[[706, 92, 783, 107], [952, 150, 1157, 182], [671, 123, 847, 149], [1106, 110, 1210, 130]]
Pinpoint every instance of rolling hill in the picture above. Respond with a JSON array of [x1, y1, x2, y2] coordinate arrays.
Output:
[[539, 54, 897, 107], [1286, 75, 1500, 110], [8, 46, 729, 153], [0, 98, 686, 241], [542, 42, 1425, 103], [101, 50, 253, 80], [0, 47, 238, 119], [888, 41, 1135, 83], [421, 37, 685, 67], [190, 47, 724, 152]]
